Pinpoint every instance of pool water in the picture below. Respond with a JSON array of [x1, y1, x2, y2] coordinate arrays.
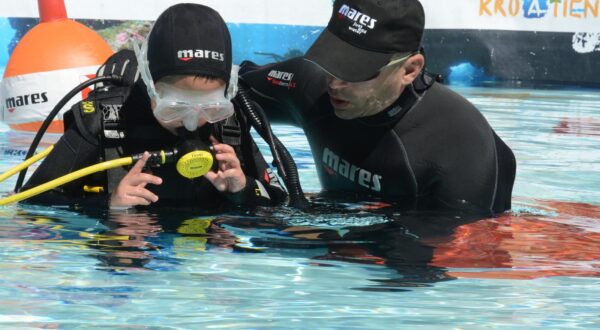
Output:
[[0, 86, 599, 329]]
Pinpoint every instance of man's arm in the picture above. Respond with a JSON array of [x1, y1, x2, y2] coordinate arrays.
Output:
[[399, 84, 515, 216], [427, 114, 515, 216], [239, 57, 327, 127]]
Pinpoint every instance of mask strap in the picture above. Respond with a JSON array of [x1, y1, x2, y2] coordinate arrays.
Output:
[[132, 29, 159, 101], [226, 65, 239, 100]]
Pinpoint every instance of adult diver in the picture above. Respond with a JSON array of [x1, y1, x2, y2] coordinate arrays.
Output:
[[239, 0, 516, 216]]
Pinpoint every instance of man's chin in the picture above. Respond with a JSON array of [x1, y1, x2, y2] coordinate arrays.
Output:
[[331, 100, 356, 119], [333, 108, 359, 120]]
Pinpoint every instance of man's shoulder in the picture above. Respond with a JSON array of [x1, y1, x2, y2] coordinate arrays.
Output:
[[240, 56, 316, 72], [423, 83, 476, 108], [396, 83, 496, 150], [240, 56, 326, 85], [415, 83, 488, 125]]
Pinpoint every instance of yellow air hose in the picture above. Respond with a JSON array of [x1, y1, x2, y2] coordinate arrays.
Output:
[[0, 145, 55, 183], [0, 144, 213, 206], [0, 157, 133, 206]]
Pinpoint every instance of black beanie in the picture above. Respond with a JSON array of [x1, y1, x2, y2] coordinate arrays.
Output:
[[147, 3, 232, 83]]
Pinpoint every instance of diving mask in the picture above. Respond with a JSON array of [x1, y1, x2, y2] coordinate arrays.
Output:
[[153, 81, 234, 130], [133, 39, 239, 131]]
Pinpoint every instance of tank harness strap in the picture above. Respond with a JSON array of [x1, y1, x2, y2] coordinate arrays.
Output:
[[104, 148, 128, 195], [68, 86, 131, 146], [96, 86, 131, 195], [69, 85, 131, 195], [215, 114, 242, 147], [212, 111, 246, 170]]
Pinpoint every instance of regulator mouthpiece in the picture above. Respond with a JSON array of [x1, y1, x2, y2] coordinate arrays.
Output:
[[176, 150, 214, 179], [175, 139, 215, 179], [133, 139, 215, 179]]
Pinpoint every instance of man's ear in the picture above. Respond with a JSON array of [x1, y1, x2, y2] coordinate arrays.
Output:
[[401, 54, 425, 85]]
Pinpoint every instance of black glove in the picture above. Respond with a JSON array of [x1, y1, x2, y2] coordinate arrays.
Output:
[[96, 49, 139, 86]]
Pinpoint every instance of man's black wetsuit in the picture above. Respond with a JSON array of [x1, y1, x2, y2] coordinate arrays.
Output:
[[22, 80, 287, 210], [240, 57, 516, 215]]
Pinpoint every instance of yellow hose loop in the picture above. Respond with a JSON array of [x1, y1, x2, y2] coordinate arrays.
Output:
[[0, 157, 133, 206], [0, 145, 55, 183]]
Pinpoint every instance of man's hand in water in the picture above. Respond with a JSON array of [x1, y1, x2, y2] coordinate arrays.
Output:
[[110, 152, 163, 209], [205, 137, 247, 193]]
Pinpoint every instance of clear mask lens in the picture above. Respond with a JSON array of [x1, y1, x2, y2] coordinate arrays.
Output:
[[153, 82, 234, 124]]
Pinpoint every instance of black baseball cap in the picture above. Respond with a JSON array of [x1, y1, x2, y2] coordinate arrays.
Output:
[[147, 3, 232, 83], [305, 0, 425, 82]]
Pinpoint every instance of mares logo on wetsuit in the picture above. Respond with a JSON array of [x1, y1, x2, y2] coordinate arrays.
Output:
[[267, 70, 297, 89], [177, 49, 225, 62], [337, 4, 377, 35], [322, 148, 382, 192], [4, 92, 49, 113]]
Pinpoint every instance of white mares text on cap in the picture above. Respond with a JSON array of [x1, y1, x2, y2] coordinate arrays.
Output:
[[177, 49, 225, 62]]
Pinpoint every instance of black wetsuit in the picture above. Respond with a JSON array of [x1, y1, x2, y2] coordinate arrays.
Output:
[[240, 57, 516, 215], [22, 80, 287, 210]]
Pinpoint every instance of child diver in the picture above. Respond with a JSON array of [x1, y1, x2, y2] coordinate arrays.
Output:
[[18, 4, 288, 210]]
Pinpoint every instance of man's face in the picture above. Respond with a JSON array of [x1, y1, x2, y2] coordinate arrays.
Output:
[[326, 62, 407, 120]]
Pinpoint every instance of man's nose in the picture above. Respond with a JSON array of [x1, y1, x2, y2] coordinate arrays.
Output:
[[327, 76, 350, 89]]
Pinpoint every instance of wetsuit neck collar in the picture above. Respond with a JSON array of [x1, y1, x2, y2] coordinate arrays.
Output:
[[357, 84, 422, 126]]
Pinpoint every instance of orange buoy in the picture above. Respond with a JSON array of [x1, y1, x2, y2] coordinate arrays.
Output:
[[0, 0, 113, 133]]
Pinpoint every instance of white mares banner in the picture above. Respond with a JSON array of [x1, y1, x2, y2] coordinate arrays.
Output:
[[1, 0, 599, 33], [0, 0, 332, 26], [421, 0, 600, 33], [1, 0, 598, 86]]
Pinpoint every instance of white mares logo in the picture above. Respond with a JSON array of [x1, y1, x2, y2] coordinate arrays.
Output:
[[177, 49, 225, 62], [337, 4, 377, 35], [267, 70, 297, 88], [572, 32, 600, 53]]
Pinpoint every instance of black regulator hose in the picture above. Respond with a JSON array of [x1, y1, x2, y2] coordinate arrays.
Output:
[[14, 75, 124, 192], [235, 86, 309, 209]]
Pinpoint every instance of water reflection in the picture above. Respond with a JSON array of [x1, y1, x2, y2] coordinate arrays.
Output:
[[6, 198, 600, 290], [428, 199, 600, 279], [89, 212, 162, 270], [90, 209, 253, 272], [244, 204, 477, 291], [80, 201, 477, 291]]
